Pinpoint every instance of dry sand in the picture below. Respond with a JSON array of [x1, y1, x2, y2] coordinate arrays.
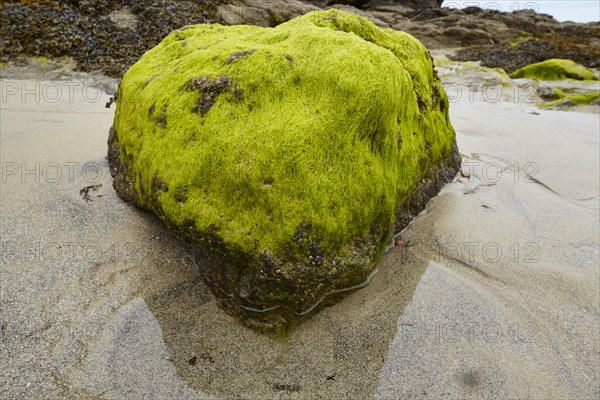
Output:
[[0, 60, 598, 399]]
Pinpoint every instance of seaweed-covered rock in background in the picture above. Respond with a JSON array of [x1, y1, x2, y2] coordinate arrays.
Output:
[[511, 59, 598, 81], [2, 1, 600, 76], [454, 31, 600, 73], [108, 10, 460, 331], [0, 0, 216, 77]]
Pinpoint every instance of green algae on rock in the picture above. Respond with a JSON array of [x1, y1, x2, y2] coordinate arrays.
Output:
[[543, 91, 600, 109], [511, 59, 598, 81], [108, 9, 460, 331]]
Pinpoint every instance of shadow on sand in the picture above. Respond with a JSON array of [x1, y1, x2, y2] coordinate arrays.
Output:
[[143, 227, 429, 400]]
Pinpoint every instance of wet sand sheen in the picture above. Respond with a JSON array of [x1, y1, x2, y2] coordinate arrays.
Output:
[[1, 76, 598, 399]]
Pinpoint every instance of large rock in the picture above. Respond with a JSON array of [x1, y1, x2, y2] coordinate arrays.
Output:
[[217, 0, 319, 27], [108, 9, 460, 331], [299, 0, 443, 9], [217, 0, 443, 28]]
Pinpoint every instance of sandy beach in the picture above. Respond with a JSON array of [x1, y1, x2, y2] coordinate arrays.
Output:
[[1, 57, 599, 400]]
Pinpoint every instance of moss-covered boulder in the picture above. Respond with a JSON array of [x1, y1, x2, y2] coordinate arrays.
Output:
[[542, 91, 600, 109], [108, 9, 460, 331], [510, 59, 598, 81]]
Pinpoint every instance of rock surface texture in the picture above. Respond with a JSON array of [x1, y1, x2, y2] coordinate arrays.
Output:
[[108, 9, 460, 330]]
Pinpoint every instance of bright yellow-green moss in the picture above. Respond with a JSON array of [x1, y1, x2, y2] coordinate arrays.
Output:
[[511, 59, 598, 81], [543, 91, 600, 108], [33, 56, 49, 64], [434, 58, 453, 67], [510, 31, 531, 47], [114, 9, 456, 259], [567, 92, 600, 104], [493, 67, 510, 79]]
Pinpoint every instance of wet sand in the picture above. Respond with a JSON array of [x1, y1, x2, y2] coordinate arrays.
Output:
[[1, 64, 598, 399]]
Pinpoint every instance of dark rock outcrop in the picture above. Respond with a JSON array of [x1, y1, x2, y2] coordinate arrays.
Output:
[[299, 0, 443, 9], [454, 29, 600, 73], [0, 0, 217, 77], [1, 1, 597, 78]]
